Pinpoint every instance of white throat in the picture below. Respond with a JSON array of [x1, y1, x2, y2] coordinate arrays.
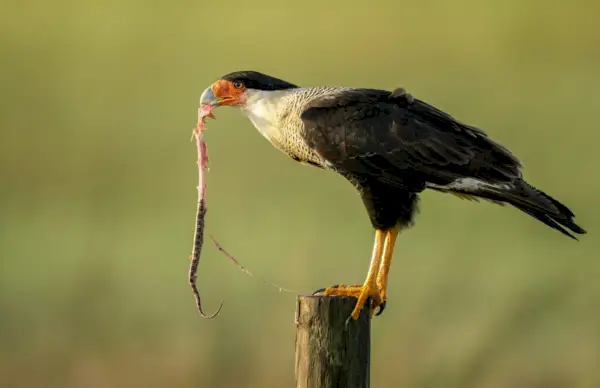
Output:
[[240, 89, 292, 142]]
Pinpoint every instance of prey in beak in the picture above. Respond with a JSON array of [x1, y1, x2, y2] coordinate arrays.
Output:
[[195, 78, 248, 139], [193, 98, 218, 139]]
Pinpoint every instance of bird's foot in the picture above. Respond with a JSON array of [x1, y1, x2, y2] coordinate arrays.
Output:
[[313, 283, 387, 320]]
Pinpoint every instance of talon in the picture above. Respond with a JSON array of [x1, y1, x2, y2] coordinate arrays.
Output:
[[320, 284, 384, 320], [312, 287, 326, 295], [375, 300, 387, 316], [312, 284, 343, 295], [344, 315, 352, 327], [312, 287, 328, 295]]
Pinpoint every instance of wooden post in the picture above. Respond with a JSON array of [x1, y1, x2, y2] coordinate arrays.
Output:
[[294, 295, 371, 388]]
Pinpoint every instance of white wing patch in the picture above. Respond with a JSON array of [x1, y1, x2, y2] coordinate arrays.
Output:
[[427, 178, 513, 192]]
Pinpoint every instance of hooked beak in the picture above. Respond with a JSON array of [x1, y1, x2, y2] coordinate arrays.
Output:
[[200, 86, 220, 107]]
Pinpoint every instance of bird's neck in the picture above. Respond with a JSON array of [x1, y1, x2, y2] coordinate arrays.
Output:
[[241, 89, 295, 141]]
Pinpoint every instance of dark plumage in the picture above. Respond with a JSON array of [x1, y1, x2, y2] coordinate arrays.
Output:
[[200, 70, 586, 321], [221, 71, 298, 91], [299, 87, 585, 239]]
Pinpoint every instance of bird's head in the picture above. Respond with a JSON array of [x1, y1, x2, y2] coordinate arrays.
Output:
[[199, 70, 298, 109]]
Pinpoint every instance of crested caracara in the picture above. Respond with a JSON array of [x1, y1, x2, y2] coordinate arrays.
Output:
[[199, 70, 586, 320]]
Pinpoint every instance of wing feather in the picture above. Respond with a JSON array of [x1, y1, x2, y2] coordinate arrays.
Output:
[[300, 88, 522, 189]]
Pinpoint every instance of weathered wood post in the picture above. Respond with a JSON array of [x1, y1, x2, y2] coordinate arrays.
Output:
[[294, 295, 371, 388]]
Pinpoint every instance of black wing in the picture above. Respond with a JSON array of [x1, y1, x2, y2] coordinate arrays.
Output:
[[300, 88, 586, 239], [300, 88, 521, 189]]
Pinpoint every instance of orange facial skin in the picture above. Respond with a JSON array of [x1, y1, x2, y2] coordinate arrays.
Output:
[[209, 79, 247, 106]]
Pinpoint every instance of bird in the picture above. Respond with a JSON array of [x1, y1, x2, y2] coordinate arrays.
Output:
[[199, 70, 586, 321]]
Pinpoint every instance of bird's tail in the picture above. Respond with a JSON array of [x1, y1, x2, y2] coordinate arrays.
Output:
[[452, 179, 587, 239]]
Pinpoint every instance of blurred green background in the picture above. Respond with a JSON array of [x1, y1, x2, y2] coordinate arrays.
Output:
[[1, 1, 599, 387]]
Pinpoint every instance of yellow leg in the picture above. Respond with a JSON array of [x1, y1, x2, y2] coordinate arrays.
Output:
[[324, 229, 386, 320], [376, 225, 400, 303]]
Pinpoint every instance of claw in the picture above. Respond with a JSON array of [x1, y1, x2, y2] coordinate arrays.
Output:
[[315, 283, 387, 320], [374, 300, 387, 316], [312, 285, 341, 295]]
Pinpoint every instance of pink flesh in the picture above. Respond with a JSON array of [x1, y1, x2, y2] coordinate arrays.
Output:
[[194, 104, 215, 136], [193, 104, 215, 199]]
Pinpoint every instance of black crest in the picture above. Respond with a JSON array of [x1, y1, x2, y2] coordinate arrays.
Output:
[[220, 70, 298, 91]]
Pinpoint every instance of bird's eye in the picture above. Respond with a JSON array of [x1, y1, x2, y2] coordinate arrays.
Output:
[[233, 81, 244, 89]]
